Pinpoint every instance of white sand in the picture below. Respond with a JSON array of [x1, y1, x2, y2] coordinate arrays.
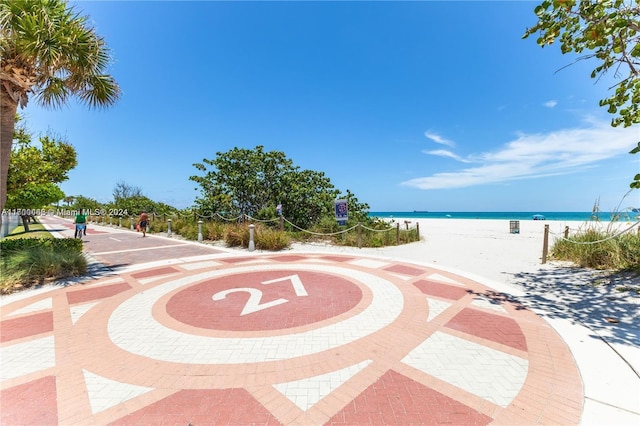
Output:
[[291, 218, 636, 288]]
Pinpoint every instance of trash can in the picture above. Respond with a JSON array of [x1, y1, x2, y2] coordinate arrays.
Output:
[[509, 220, 520, 234]]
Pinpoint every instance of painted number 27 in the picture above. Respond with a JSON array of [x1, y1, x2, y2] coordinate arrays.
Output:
[[212, 275, 308, 316]]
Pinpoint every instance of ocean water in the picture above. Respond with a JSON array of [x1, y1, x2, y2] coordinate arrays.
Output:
[[368, 211, 640, 222]]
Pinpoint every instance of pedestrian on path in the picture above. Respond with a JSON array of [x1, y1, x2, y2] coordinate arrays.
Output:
[[74, 209, 87, 238], [137, 211, 149, 237]]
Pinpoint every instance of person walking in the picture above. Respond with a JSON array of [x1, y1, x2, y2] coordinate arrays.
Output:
[[74, 209, 87, 238], [137, 211, 149, 237]]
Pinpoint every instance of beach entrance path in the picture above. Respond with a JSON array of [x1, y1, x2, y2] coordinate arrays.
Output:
[[1, 217, 583, 425]]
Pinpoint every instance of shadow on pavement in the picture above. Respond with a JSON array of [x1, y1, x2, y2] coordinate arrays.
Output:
[[510, 266, 640, 348]]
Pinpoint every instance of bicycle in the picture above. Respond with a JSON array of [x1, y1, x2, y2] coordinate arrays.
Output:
[[75, 223, 86, 239]]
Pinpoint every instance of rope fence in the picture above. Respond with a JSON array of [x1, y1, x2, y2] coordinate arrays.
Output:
[[83, 211, 421, 249], [81, 210, 637, 260], [542, 221, 640, 264]]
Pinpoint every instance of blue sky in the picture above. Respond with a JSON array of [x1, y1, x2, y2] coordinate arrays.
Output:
[[21, 1, 639, 212]]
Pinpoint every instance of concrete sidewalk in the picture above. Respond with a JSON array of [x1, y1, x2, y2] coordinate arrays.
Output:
[[0, 216, 638, 425]]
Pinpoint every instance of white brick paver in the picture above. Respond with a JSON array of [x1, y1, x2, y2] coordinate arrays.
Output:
[[471, 296, 508, 313], [425, 273, 465, 286], [83, 369, 153, 414], [1, 336, 55, 381], [273, 360, 371, 410], [401, 331, 528, 407], [70, 302, 100, 324], [7, 298, 52, 316], [426, 297, 452, 322], [348, 259, 390, 269]]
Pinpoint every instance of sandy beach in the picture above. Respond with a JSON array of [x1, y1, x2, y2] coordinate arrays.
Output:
[[291, 218, 638, 288]]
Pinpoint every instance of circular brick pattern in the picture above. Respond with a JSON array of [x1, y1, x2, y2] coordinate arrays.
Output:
[[166, 270, 363, 331], [0, 243, 584, 426], [106, 263, 404, 364]]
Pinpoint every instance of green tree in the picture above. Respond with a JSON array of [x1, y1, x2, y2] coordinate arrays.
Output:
[[107, 195, 154, 218], [6, 183, 64, 217], [107, 181, 178, 219], [0, 0, 120, 214], [112, 181, 143, 204], [190, 145, 369, 229], [279, 169, 338, 228], [71, 195, 100, 211], [523, 0, 640, 188], [6, 118, 77, 230], [191, 146, 296, 218]]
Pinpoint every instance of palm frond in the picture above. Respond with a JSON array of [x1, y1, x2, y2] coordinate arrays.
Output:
[[0, 0, 119, 109]]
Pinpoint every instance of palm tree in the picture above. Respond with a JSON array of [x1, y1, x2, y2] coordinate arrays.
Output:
[[0, 0, 120, 213]]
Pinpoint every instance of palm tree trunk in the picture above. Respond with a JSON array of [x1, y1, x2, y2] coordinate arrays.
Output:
[[21, 214, 31, 232], [0, 88, 18, 214]]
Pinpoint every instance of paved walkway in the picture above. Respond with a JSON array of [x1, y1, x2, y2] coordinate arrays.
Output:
[[0, 216, 624, 425]]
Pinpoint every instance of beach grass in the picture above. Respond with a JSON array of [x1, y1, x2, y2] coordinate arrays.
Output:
[[146, 216, 419, 249], [552, 228, 640, 272], [1, 221, 87, 294]]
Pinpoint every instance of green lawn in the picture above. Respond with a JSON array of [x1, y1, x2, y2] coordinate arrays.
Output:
[[2, 222, 53, 240]]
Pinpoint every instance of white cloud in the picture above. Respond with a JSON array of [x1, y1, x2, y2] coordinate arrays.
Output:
[[422, 149, 472, 163], [544, 100, 558, 108], [402, 121, 638, 190], [424, 131, 455, 147]]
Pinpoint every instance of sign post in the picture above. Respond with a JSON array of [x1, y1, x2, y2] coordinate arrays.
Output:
[[335, 199, 348, 226]]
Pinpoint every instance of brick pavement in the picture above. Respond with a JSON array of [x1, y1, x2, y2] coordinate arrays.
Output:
[[0, 216, 584, 425]]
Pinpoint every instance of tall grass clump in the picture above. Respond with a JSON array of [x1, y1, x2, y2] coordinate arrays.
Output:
[[205, 221, 225, 240], [552, 229, 639, 270], [255, 227, 290, 250], [1, 243, 87, 294], [333, 226, 420, 248], [224, 224, 250, 247], [551, 197, 640, 272]]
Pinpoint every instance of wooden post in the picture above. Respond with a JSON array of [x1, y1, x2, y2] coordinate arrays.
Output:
[[357, 222, 362, 248], [564, 226, 569, 239], [396, 223, 400, 245], [280, 216, 284, 231], [416, 222, 420, 240], [542, 224, 549, 264]]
